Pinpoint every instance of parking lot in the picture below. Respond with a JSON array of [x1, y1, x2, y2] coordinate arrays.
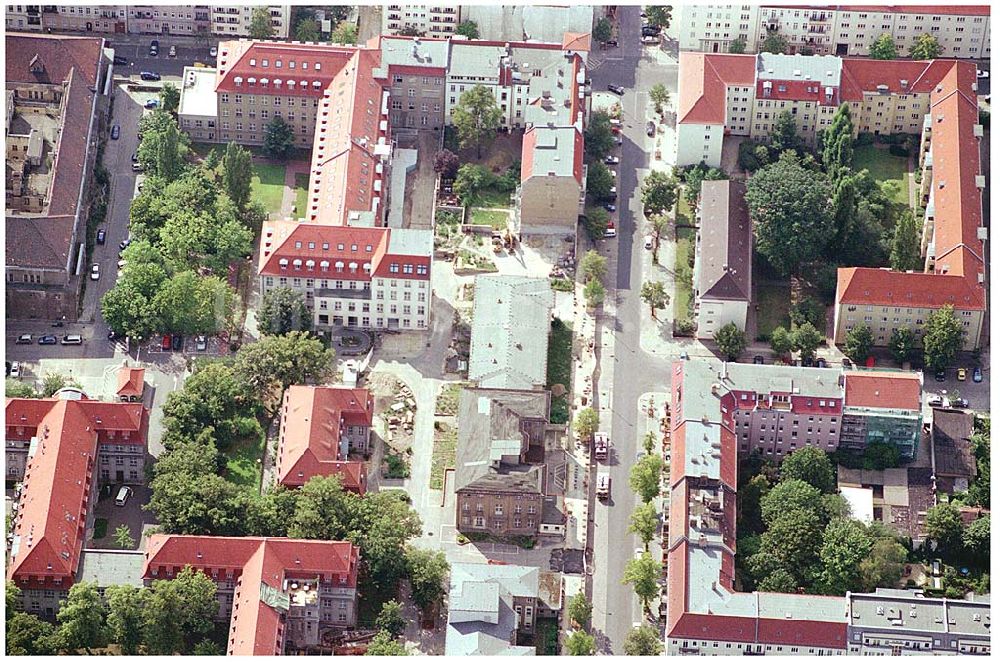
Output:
[[109, 33, 217, 79], [89, 484, 157, 551]]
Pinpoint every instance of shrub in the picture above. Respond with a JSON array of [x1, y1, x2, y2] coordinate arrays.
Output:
[[855, 132, 875, 146], [385, 453, 410, 479], [888, 144, 910, 158], [675, 318, 696, 336]]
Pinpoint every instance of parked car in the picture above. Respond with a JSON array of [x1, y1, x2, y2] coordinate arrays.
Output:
[[927, 394, 944, 407], [161, 334, 172, 351], [977, 69, 989, 79], [644, 236, 654, 250], [108, 330, 121, 341], [603, 203, 617, 213], [113, 55, 128, 66], [96, 228, 107, 244], [144, 98, 160, 109], [131, 152, 139, 163], [149, 45, 158, 57], [115, 486, 133, 507], [642, 25, 662, 36], [111, 124, 120, 140], [16, 334, 32, 345], [132, 162, 144, 173], [604, 155, 620, 165], [605, 39, 618, 48], [603, 222, 617, 239], [607, 84, 625, 95], [140, 71, 160, 81], [195, 335, 208, 351], [38, 335, 58, 345], [90, 264, 100, 281], [641, 35, 660, 45], [168, 45, 177, 57], [61, 334, 82, 345], [957, 367, 968, 381], [646, 121, 656, 137], [119, 238, 132, 251], [635, 547, 645, 559], [210, 46, 218, 57], [935, 369, 947, 382], [973, 366, 983, 383], [171, 334, 183, 351], [951, 398, 970, 409], [10, 362, 21, 379], [842, 357, 852, 367]]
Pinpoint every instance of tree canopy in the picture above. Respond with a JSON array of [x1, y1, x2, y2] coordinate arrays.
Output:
[[455, 20, 479, 39], [780, 446, 836, 494], [622, 552, 660, 607], [641, 170, 678, 217], [452, 85, 503, 158], [584, 111, 615, 163], [623, 624, 664, 655], [713, 322, 747, 362], [593, 18, 613, 43], [257, 286, 313, 336], [761, 30, 789, 54], [843, 324, 875, 365], [248, 7, 276, 39], [909, 33, 943, 59], [629, 454, 664, 502], [263, 115, 295, 160], [331, 20, 358, 45], [640, 281, 669, 319], [923, 305, 964, 371], [868, 33, 897, 60]]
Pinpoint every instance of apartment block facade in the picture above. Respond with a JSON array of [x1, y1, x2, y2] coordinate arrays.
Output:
[[382, 4, 462, 38], [211, 5, 290, 39], [677, 5, 990, 60], [128, 5, 210, 35], [4, 5, 291, 37]]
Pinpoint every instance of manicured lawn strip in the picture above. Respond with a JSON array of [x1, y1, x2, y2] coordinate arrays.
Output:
[[223, 429, 265, 490], [852, 144, 909, 204], [465, 186, 512, 209], [293, 172, 310, 217], [93, 518, 108, 540], [469, 208, 510, 228], [430, 422, 458, 490], [674, 230, 695, 324], [546, 318, 573, 425], [676, 193, 695, 226], [756, 280, 792, 340], [250, 163, 287, 213]]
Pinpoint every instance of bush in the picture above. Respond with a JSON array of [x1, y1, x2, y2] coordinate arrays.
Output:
[[675, 318, 696, 337], [888, 144, 910, 158], [790, 297, 825, 329], [738, 139, 769, 172], [384, 453, 410, 479], [855, 132, 875, 146]]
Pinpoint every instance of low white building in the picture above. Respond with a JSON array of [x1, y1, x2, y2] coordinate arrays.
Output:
[[177, 66, 217, 142]]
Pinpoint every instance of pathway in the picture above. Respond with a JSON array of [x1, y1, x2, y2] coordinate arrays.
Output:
[[279, 160, 310, 220]]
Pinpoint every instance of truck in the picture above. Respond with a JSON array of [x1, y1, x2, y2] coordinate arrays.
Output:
[[597, 473, 611, 501], [593, 432, 609, 461]]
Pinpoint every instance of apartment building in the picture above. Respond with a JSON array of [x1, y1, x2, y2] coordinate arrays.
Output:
[[143, 535, 360, 654], [275, 385, 373, 494], [693, 180, 752, 339], [666, 359, 991, 655], [464, 5, 595, 43], [128, 5, 210, 35], [211, 5, 290, 39], [677, 5, 990, 59], [6, 32, 111, 320], [454, 388, 550, 538], [5, 5, 44, 31], [6, 393, 149, 616], [374, 35, 450, 131], [835, 60, 986, 350], [382, 4, 462, 38], [178, 66, 218, 141], [446, 562, 540, 655], [840, 371, 923, 460]]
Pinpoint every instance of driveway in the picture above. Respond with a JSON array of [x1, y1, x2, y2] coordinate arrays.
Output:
[[89, 485, 157, 551]]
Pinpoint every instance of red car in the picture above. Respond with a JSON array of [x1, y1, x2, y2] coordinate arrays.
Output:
[[161, 334, 172, 350]]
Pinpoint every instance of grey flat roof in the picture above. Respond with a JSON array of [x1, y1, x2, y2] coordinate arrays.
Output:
[[77, 549, 145, 588], [387, 227, 433, 256], [527, 126, 578, 178], [757, 52, 842, 85], [178, 66, 218, 118], [849, 589, 991, 638], [446, 562, 539, 656], [932, 408, 976, 478], [465, 6, 592, 43], [377, 35, 450, 71], [696, 180, 751, 302], [448, 42, 505, 80]]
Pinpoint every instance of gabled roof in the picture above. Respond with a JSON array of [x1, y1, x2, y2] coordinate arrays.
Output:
[[836, 267, 984, 310], [562, 32, 592, 52], [839, 58, 957, 102], [678, 52, 756, 125], [257, 219, 388, 277], [6, 32, 104, 88], [215, 40, 357, 96], [696, 180, 751, 303], [116, 366, 145, 398], [844, 371, 922, 411]]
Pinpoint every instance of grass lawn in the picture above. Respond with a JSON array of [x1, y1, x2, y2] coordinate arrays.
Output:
[[673, 228, 695, 324], [436, 383, 466, 416], [223, 430, 265, 490], [93, 518, 108, 540], [469, 208, 510, 228], [852, 145, 909, 204], [251, 163, 287, 214], [292, 173, 309, 217], [755, 280, 792, 340], [430, 421, 458, 490], [676, 193, 695, 226], [534, 618, 560, 655], [546, 318, 573, 424], [465, 186, 513, 209]]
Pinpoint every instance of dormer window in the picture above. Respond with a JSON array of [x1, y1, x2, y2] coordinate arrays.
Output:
[[308, 242, 315, 249], [276, 60, 282, 68], [279, 258, 288, 270], [262, 59, 268, 67], [249, 58, 256, 67], [365, 244, 373, 252], [305, 260, 315, 270], [315, 63, 321, 70], [338, 243, 345, 250], [289, 61, 296, 69], [322, 243, 329, 250], [292, 259, 302, 269], [320, 261, 330, 271], [351, 244, 358, 252]]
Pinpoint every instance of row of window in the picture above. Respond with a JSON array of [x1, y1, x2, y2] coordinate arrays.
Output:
[[221, 93, 317, 107]]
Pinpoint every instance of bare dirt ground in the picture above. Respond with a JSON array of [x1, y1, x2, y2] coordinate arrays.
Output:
[[455, 129, 524, 174]]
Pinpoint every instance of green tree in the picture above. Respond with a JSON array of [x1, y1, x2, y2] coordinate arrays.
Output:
[[361, 492, 424, 590], [162, 361, 255, 450], [584, 111, 614, 162], [647, 213, 671, 256], [159, 82, 180, 113], [761, 30, 789, 54], [455, 20, 479, 39], [761, 479, 826, 527], [649, 83, 670, 115], [829, 171, 858, 254], [770, 326, 793, 357], [923, 305, 964, 371], [143, 566, 218, 655], [331, 20, 358, 44], [452, 85, 503, 158], [644, 5, 672, 29], [153, 272, 233, 335], [622, 552, 660, 609], [890, 210, 923, 272], [574, 407, 600, 440], [640, 281, 669, 320], [40, 372, 80, 397], [925, 502, 963, 550], [745, 157, 834, 275], [682, 162, 727, 207], [713, 322, 747, 362], [263, 115, 295, 160], [56, 582, 108, 654], [792, 322, 824, 361], [114, 524, 135, 549], [405, 547, 450, 610], [6, 612, 58, 655], [868, 33, 898, 60], [105, 585, 146, 655], [769, 111, 801, 155], [580, 250, 608, 282], [138, 111, 185, 180], [593, 17, 613, 43], [629, 501, 659, 547], [641, 170, 678, 217], [452, 162, 493, 205], [6, 579, 21, 621], [433, 149, 460, 178], [221, 142, 253, 211], [818, 518, 873, 594], [623, 624, 665, 655], [728, 37, 746, 54], [822, 104, 855, 177], [294, 17, 320, 42], [962, 515, 990, 555], [859, 535, 908, 592], [193, 639, 224, 655], [584, 278, 606, 309], [234, 331, 334, 412], [366, 631, 408, 655], [565, 629, 596, 655], [586, 162, 615, 201], [5, 379, 37, 398], [101, 281, 163, 342], [629, 454, 664, 503], [843, 324, 875, 365], [908, 33, 943, 59], [376, 600, 407, 638], [566, 592, 592, 629], [258, 286, 313, 335], [249, 6, 276, 39], [781, 446, 836, 493], [756, 568, 797, 593], [582, 206, 611, 241], [888, 327, 917, 365]]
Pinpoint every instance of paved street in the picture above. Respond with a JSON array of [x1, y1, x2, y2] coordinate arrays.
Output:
[[109, 32, 218, 78]]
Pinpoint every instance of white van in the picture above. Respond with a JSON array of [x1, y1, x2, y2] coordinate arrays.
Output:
[[597, 474, 611, 500], [61, 334, 83, 345], [115, 486, 133, 506]]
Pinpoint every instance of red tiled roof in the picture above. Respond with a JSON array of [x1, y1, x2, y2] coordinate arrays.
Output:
[[844, 372, 922, 411], [836, 267, 985, 309], [257, 219, 388, 278], [756, 78, 840, 105], [6, 397, 148, 588], [562, 32, 592, 52], [757, 617, 847, 649], [839, 59, 956, 102], [836, 5, 990, 16], [6, 32, 104, 88], [215, 40, 357, 97], [276, 385, 373, 493], [678, 52, 756, 125], [116, 366, 145, 398]]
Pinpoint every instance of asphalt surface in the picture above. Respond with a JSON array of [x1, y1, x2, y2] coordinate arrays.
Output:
[[108, 33, 218, 78], [586, 6, 679, 654]]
